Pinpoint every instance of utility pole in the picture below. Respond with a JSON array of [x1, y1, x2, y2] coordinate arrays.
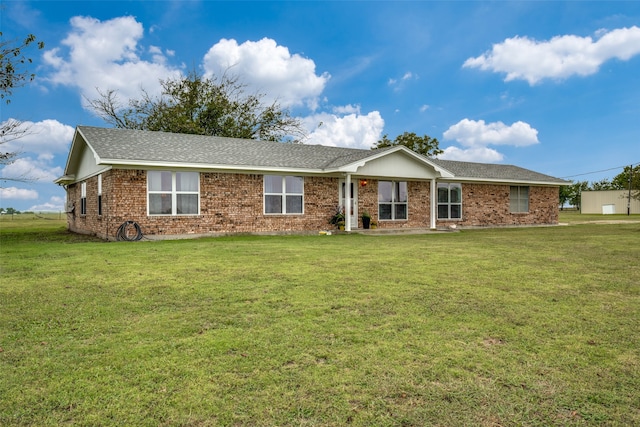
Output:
[[628, 164, 633, 216]]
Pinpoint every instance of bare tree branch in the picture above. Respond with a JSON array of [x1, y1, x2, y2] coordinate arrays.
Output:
[[86, 70, 307, 142]]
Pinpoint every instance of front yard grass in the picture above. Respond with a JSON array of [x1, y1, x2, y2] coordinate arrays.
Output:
[[1, 217, 639, 426]]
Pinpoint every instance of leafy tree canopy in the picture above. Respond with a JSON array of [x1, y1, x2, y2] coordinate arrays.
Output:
[[611, 165, 640, 200], [0, 32, 44, 104], [1, 32, 44, 186], [561, 164, 640, 209], [372, 132, 444, 157], [582, 165, 640, 200], [87, 71, 306, 143]]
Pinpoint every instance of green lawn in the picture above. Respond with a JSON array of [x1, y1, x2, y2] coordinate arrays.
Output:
[[1, 216, 639, 426]]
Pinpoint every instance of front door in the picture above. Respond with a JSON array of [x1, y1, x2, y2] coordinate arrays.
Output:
[[340, 180, 358, 229]]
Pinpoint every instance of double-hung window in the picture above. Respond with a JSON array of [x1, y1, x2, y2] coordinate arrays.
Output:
[[378, 181, 408, 220], [510, 186, 529, 213], [437, 183, 462, 220], [80, 182, 87, 215], [97, 174, 103, 216], [148, 171, 199, 215], [264, 175, 304, 214]]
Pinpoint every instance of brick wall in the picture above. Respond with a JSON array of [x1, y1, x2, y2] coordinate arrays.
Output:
[[436, 183, 559, 227], [65, 171, 559, 240], [66, 174, 109, 238], [68, 170, 341, 239], [357, 180, 431, 229]]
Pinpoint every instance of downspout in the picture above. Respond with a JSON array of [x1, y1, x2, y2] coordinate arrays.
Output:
[[430, 179, 437, 229], [345, 173, 352, 232]]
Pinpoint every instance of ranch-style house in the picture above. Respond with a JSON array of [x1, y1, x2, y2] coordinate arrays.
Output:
[[55, 126, 569, 240]]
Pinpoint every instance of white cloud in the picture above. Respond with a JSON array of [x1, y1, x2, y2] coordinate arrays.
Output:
[[202, 37, 330, 110], [29, 196, 66, 212], [42, 15, 182, 103], [1, 119, 73, 184], [0, 187, 39, 200], [1, 119, 74, 156], [388, 71, 417, 92], [463, 26, 640, 84], [439, 119, 539, 162], [1, 157, 63, 183], [438, 146, 504, 163], [443, 119, 539, 147], [332, 104, 361, 115], [302, 110, 384, 149]]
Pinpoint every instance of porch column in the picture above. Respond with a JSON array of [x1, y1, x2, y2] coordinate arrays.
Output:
[[430, 179, 437, 229], [345, 173, 352, 232]]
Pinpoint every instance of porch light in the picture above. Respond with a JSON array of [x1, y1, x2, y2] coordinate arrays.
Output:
[[360, 179, 368, 187]]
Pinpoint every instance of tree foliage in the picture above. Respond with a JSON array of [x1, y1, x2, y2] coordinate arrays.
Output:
[[1, 32, 44, 104], [568, 181, 590, 210], [1, 32, 44, 186], [558, 185, 573, 210], [577, 165, 640, 201], [611, 165, 640, 200], [371, 132, 444, 157], [561, 165, 640, 209], [87, 71, 306, 142]]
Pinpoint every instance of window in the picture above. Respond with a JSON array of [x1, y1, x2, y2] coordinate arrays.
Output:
[[97, 174, 102, 216], [378, 181, 408, 220], [510, 186, 529, 213], [437, 183, 462, 220], [264, 175, 304, 214], [148, 171, 199, 215], [80, 182, 87, 215]]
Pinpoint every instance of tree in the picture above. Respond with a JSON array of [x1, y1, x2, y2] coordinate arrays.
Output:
[[590, 178, 614, 191], [558, 185, 573, 210], [1, 32, 44, 103], [371, 132, 444, 157], [87, 71, 306, 142], [1, 32, 44, 186], [568, 181, 589, 210], [611, 164, 640, 201]]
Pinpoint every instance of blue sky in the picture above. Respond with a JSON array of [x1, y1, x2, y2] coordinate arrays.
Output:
[[2, 0, 640, 211]]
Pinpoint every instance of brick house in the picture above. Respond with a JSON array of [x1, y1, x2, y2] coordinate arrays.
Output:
[[55, 126, 568, 240]]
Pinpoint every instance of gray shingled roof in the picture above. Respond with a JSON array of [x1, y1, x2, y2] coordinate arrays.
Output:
[[76, 126, 567, 184], [431, 159, 568, 184], [78, 126, 376, 170]]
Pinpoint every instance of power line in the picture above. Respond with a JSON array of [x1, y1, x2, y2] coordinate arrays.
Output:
[[561, 162, 639, 179]]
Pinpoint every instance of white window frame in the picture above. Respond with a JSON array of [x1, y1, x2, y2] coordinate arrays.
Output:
[[97, 174, 102, 216], [80, 182, 87, 215], [264, 175, 304, 215], [378, 181, 408, 221], [510, 186, 529, 213], [147, 171, 200, 216], [437, 183, 462, 220]]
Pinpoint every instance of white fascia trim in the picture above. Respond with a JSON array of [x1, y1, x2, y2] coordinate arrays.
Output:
[[77, 166, 113, 183], [56, 166, 113, 186], [101, 159, 327, 175], [54, 175, 75, 185], [61, 129, 83, 176], [441, 177, 567, 186]]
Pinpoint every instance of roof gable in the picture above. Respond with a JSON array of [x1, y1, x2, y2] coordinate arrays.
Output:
[[57, 126, 568, 185]]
